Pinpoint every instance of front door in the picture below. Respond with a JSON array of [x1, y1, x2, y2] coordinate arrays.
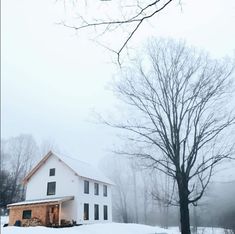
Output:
[[46, 205, 59, 226]]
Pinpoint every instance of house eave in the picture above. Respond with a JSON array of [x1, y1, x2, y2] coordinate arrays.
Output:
[[22, 150, 114, 185], [22, 151, 53, 185], [7, 196, 74, 208]]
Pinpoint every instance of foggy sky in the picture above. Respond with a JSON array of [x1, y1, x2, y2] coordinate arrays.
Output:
[[2, 0, 235, 174]]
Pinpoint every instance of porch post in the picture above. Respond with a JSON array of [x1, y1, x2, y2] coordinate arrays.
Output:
[[59, 203, 62, 226]]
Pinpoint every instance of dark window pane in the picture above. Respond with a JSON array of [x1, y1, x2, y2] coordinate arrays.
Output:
[[94, 183, 99, 195], [104, 205, 108, 220], [22, 210, 32, 219], [94, 204, 99, 220], [103, 185, 107, 197], [47, 182, 56, 195], [49, 168, 55, 176], [84, 180, 89, 194], [84, 203, 89, 220]]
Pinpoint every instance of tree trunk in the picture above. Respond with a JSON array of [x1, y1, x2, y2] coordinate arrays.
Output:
[[179, 194, 190, 234], [177, 173, 191, 234], [132, 169, 139, 223]]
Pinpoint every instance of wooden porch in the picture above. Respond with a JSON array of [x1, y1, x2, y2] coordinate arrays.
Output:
[[7, 196, 74, 227]]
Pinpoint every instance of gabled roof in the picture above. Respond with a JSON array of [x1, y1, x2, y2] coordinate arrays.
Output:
[[23, 151, 113, 185]]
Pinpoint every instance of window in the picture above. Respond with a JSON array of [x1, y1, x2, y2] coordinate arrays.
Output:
[[84, 180, 89, 194], [104, 205, 108, 220], [49, 168, 55, 176], [94, 183, 99, 195], [94, 204, 99, 220], [47, 182, 56, 195], [84, 203, 89, 220], [22, 210, 32, 219], [103, 185, 107, 197]]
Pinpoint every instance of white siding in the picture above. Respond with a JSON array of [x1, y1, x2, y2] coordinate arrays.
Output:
[[76, 177, 112, 224]]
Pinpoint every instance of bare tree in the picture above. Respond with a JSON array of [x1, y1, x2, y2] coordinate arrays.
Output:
[[105, 39, 235, 234], [102, 157, 131, 222], [2, 134, 39, 203], [101, 155, 152, 223], [140, 169, 158, 225], [141, 171, 150, 224], [130, 160, 139, 223], [62, 0, 178, 63], [151, 169, 174, 228]]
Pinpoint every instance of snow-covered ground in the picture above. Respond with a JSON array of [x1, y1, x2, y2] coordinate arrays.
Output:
[[1, 222, 178, 234], [1, 216, 9, 226], [1, 218, 232, 234], [170, 227, 231, 234], [194, 228, 231, 234]]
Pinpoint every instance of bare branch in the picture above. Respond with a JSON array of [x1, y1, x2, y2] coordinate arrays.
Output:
[[61, 0, 176, 62]]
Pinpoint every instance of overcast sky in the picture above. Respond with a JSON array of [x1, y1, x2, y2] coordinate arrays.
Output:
[[2, 0, 235, 175]]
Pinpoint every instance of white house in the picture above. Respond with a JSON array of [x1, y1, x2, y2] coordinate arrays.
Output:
[[7, 151, 113, 226]]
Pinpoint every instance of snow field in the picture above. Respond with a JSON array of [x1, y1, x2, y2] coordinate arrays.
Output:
[[1, 219, 231, 234], [1, 222, 178, 234]]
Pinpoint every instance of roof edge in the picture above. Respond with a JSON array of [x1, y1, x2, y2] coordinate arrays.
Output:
[[22, 151, 53, 184], [7, 196, 74, 207], [22, 150, 114, 185]]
